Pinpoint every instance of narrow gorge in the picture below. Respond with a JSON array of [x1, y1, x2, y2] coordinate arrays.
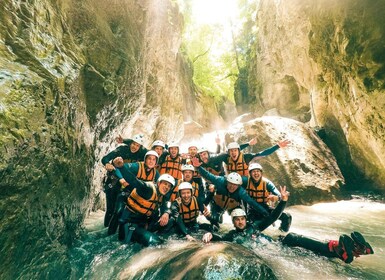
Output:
[[1, 0, 384, 278]]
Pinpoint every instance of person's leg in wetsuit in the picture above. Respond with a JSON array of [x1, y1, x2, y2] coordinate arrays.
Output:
[[281, 232, 374, 264]]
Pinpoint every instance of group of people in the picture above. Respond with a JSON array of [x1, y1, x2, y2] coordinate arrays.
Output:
[[100, 133, 374, 264]]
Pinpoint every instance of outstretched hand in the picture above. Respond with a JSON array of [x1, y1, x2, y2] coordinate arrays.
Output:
[[116, 135, 123, 144], [191, 157, 202, 168], [279, 185, 290, 201], [248, 137, 258, 146], [278, 139, 290, 148], [202, 232, 213, 243]]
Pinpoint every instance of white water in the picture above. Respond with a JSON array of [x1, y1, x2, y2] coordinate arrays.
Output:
[[255, 198, 385, 280], [71, 198, 385, 279]]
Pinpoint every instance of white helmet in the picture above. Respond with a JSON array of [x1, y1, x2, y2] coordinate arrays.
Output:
[[168, 141, 179, 149], [231, 208, 246, 219], [144, 150, 159, 162], [227, 142, 240, 150], [188, 143, 198, 149], [132, 134, 145, 146], [157, 174, 175, 187], [178, 182, 193, 192], [152, 140, 165, 148], [227, 172, 242, 185], [197, 146, 209, 154], [248, 163, 263, 172], [181, 164, 195, 172]]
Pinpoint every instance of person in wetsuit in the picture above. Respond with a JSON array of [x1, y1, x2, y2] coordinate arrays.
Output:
[[101, 133, 148, 227], [245, 162, 292, 232], [202, 187, 374, 264], [191, 157, 270, 229], [170, 182, 211, 241], [117, 171, 175, 246]]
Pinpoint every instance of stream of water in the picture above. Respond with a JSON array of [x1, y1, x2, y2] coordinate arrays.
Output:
[[69, 197, 385, 279]]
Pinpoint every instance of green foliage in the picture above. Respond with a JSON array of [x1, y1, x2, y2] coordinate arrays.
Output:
[[179, 0, 258, 104]]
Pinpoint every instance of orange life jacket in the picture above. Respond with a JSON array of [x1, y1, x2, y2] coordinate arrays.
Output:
[[159, 155, 183, 179], [246, 177, 270, 203], [136, 162, 156, 182], [127, 183, 163, 217], [169, 184, 179, 202], [213, 194, 239, 211], [177, 196, 200, 224], [227, 152, 249, 176]]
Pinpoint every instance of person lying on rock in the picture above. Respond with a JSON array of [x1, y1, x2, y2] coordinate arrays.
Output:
[[202, 187, 374, 264]]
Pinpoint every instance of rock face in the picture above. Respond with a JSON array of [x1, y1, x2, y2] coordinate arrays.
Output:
[[226, 116, 345, 205], [0, 0, 221, 278], [237, 0, 385, 191], [119, 242, 277, 280]]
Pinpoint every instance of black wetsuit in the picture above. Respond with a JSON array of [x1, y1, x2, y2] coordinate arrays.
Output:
[[210, 199, 287, 242], [198, 166, 270, 226], [117, 169, 172, 246], [101, 141, 148, 227]]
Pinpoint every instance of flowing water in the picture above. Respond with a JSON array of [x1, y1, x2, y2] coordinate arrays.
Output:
[[69, 197, 385, 279]]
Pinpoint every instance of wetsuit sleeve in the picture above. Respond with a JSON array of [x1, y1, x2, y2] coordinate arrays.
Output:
[[101, 147, 121, 165], [255, 201, 287, 231], [239, 143, 250, 151], [198, 166, 226, 187], [219, 231, 235, 242], [207, 153, 229, 165], [158, 151, 169, 165], [176, 216, 189, 236], [196, 197, 206, 212], [115, 163, 136, 180], [238, 188, 269, 217], [159, 199, 171, 216], [204, 191, 214, 205], [154, 170, 160, 182], [210, 232, 224, 241], [124, 171, 153, 199], [241, 176, 248, 189], [170, 200, 180, 219], [265, 179, 281, 197], [114, 168, 123, 179], [243, 144, 280, 163]]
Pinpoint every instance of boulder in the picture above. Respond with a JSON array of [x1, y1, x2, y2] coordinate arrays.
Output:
[[226, 116, 345, 205]]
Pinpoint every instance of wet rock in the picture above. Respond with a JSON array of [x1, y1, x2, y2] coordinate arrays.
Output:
[[236, 0, 385, 191], [226, 116, 344, 205], [119, 242, 277, 280]]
